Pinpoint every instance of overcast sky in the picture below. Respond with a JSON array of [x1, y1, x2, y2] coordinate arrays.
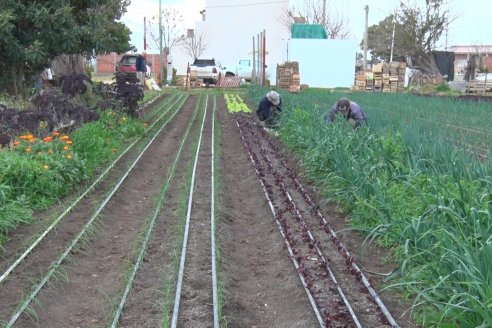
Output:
[[121, 0, 492, 53]]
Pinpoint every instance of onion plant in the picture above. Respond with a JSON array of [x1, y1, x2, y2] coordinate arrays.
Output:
[[245, 86, 492, 326]]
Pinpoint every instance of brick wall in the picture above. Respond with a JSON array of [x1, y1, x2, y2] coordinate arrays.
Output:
[[486, 56, 492, 72], [96, 53, 168, 82], [96, 53, 122, 74]]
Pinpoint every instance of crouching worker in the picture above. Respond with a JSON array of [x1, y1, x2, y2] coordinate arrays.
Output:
[[327, 97, 367, 129], [256, 91, 282, 128]]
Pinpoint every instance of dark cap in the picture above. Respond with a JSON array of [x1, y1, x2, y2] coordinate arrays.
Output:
[[336, 98, 350, 111]]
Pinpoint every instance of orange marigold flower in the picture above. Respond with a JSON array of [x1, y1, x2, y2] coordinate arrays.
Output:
[[19, 135, 28, 140], [26, 134, 34, 140], [60, 135, 70, 141], [13, 141, 20, 146], [63, 145, 69, 151], [65, 140, 73, 145], [43, 136, 53, 142], [53, 131, 60, 136]]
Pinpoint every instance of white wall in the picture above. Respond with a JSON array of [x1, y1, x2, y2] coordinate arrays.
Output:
[[288, 39, 356, 88], [172, 0, 290, 84]]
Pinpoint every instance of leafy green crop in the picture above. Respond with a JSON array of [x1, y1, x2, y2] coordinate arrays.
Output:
[[224, 93, 251, 113], [246, 86, 492, 326]]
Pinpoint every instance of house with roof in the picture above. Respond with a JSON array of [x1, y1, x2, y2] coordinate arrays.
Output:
[[449, 45, 492, 75]]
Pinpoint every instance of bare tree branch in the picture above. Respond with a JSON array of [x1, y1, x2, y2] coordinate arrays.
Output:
[[278, 0, 350, 39], [147, 7, 184, 54], [177, 31, 208, 61]]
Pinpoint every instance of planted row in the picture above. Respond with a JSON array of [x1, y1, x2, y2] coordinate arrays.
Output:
[[224, 93, 251, 113], [245, 87, 492, 327]]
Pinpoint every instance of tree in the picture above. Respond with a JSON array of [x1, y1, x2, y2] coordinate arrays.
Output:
[[0, 0, 132, 94], [367, 0, 454, 68], [148, 8, 184, 56], [177, 30, 208, 61], [280, 0, 350, 39]]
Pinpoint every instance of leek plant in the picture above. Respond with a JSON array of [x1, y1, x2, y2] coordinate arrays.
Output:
[[246, 87, 492, 326]]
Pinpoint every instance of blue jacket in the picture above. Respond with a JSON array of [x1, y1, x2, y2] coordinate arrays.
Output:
[[256, 96, 282, 121], [327, 101, 367, 126], [136, 55, 146, 72]]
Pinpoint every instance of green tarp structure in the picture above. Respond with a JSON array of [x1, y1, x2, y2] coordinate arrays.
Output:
[[291, 24, 328, 39]]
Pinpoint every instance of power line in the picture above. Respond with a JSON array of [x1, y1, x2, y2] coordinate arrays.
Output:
[[207, 0, 288, 9]]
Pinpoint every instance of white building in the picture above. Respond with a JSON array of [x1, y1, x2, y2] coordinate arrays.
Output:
[[172, 0, 356, 88], [172, 0, 289, 85]]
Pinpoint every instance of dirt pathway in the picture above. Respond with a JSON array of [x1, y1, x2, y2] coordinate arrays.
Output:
[[216, 96, 319, 327]]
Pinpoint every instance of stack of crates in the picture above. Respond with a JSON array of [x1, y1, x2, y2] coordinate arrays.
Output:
[[354, 61, 407, 93], [354, 74, 366, 90], [389, 62, 400, 92], [398, 62, 406, 92], [372, 64, 383, 92], [365, 72, 374, 91], [382, 63, 390, 92], [277, 61, 300, 92]]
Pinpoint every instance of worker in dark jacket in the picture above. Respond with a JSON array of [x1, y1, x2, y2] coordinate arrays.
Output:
[[327, 97, 367, 128], [135, 50, 147, 84], [256, 91, 282, 128]]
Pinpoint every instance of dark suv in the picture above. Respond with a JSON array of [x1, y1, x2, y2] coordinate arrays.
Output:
[[115, 54, 137, 75]]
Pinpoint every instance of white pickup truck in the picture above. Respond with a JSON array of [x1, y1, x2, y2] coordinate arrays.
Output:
[[188, 58, 221, 84]]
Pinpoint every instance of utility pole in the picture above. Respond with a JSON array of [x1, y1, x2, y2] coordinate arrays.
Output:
[[257, 33, 261, 85], [159, 0, 163, 86], [262, 29, 266, 87], [144, 17, 147, 51], [445, 23, 449, 51], [363, 5, 369, 71], [252, 36, 256, 83], [390, 18, 395, 62]]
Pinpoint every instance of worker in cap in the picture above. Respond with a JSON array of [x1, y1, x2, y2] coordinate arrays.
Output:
[[256, 90, 282, 128], [327, 97, 367, 128]]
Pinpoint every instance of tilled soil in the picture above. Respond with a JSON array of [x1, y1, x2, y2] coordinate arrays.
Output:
[[0, 91, 418, 328], [216, 98, 319, 328]]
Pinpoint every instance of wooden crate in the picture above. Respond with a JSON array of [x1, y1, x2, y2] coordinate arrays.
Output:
[[466, 80, 492, 94]]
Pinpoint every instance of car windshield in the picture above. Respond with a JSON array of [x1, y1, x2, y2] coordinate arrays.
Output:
[[193, 59, 216, 67], [121, 56, 137, 64]]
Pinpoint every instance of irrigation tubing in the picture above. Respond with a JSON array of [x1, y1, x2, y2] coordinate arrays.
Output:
[[210, 95, 220, 328], [238, 118, 362, 327], [6, 95, 189, 327], [109, 93, 202, 327], [253, 118, 400, 328], [0, 93, 184, 286], [170, 94, 208, 328], [234, 118, 326, 328], [257, 145, 363, 327]]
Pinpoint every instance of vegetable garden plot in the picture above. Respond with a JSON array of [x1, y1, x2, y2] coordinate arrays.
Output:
[[245, 87, 492, 327], [3, 90, 349, 328], [2, 93, 196, 326], [234, 112, 400, 327]]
